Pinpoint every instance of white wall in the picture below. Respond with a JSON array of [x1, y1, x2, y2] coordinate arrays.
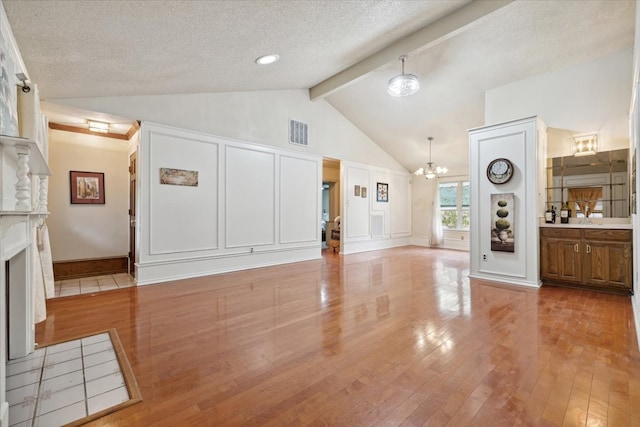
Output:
[[136, 122, 322, 285], [50, 90, 407, 172], [469, 117, 545, 288], [341, 161, 412, 254], [486, 48, 632, 150], [47, 129, 129, 261]]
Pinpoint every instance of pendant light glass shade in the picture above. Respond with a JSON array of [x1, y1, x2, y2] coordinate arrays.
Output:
[[387, 55, 419, 97]]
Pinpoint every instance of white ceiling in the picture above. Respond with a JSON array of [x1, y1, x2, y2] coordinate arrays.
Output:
[[3, 0, 636, 173]]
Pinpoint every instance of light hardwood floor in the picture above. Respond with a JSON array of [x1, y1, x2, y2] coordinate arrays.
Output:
[[36, 247, 640, 426]]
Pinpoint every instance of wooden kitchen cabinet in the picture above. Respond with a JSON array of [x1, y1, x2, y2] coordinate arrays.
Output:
[[540, 228, 582, 284], [540, 227, 633, 295]]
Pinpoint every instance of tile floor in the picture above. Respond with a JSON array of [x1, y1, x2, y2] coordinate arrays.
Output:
[[7, 332, 130, 427], [54, 273, 135, 298]]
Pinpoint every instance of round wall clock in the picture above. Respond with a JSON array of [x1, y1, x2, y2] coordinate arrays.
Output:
[[487, 158, 514, 184]]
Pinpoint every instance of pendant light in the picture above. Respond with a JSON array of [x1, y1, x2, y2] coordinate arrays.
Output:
[[414, 137, 447, 179], [387, 55, 419, 97]]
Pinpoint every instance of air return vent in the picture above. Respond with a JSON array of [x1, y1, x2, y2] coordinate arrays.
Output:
[[288, 119, 308, 146]]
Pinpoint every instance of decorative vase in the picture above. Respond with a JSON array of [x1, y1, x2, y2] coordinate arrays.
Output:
[[498, 230, 509, 243]]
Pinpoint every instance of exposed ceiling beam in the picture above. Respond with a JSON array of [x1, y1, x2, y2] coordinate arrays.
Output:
[[309, 0, 514, 101]]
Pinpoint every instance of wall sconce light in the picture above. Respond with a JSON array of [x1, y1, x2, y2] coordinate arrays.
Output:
[[16, 72, 30, 93], [573, 133, 598, 157], [88, 120, 110, 133]]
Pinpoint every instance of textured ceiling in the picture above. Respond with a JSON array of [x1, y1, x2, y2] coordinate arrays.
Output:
[[325, 0, 636, 174], [3, 0, 467, 98], [3, 0, 636, 174]]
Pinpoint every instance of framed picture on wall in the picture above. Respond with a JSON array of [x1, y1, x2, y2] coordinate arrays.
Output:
[[376, 182, 388, 202], [491, 193, 514, 252], [70, 171, 105, 204]]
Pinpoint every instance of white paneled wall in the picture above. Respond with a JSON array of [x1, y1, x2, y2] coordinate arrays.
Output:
[[390, 173, 411, 235], [137, 122, 322, 285], [469, 116, 545, 288], [149, 131, 219, 254], [225, 145, 276, 248], [280, 155, 319, 244], [345, 166, 371, 238], [342, 162, 412, 254]]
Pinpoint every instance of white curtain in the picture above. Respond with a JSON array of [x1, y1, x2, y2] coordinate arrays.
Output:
[[431, 179, 444, 246]]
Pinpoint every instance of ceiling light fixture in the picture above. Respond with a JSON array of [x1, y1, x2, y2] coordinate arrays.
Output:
[[255, 54, 280, 65], [414, 137, 447, 179], [88, 120, 110, 133], [387, 55, 419, 97], [572, 133, 598, 157]]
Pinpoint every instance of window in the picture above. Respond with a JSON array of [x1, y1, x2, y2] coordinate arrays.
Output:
[[439, 181, 469, 230]]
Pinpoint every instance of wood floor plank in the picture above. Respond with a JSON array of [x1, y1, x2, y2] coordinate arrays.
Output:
[[35, 247, 640, 426]]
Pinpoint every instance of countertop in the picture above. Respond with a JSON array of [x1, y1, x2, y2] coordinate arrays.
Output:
[[539, 222, 632, 229]]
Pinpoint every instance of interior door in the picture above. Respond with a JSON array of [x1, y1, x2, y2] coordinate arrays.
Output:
[[129, 151, 137, 277]]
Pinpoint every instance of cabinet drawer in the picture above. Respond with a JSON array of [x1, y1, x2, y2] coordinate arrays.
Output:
[[583, 229, 632, 242], [540, 227, 581, 239]]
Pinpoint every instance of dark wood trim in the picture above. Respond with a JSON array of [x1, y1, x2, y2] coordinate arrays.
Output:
[[49, 122, 137, 141], [53, 256, 128, 280]]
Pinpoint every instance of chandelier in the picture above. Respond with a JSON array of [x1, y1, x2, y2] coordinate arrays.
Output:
[[387, 55, 419, 97], [414, 137, 447, 179]]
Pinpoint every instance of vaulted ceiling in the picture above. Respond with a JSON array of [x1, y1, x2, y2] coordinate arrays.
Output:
[[3, 0, 636, 173]]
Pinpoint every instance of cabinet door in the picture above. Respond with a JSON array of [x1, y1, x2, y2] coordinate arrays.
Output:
[[583, 242, 632, 289], [540, 238, 581, 283]]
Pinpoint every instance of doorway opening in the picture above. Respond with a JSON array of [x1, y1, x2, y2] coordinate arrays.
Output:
[[322, 158, 341, 253]]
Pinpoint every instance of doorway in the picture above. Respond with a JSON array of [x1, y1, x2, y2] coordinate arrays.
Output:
[[129, 151, 137, 277], [322, 158, 341, 252]]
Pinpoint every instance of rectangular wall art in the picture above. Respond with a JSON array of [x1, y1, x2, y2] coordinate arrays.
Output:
[[491, 193, 514, 252], [70, 171, 105, 204], [376, 182, 388, 202], [160, 168, 199, 187]]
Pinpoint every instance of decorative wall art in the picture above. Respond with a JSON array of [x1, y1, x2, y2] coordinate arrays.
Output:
[[361, 187, 367, 198], [70, 171, 105, 204], [160, 167, 199, 187], [376, 182, 388, 202], [491, 193, 514, 252], [354, 185, 361, 197]]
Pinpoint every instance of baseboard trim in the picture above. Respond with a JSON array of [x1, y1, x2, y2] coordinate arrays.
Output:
[[53, 256, 128, 280]]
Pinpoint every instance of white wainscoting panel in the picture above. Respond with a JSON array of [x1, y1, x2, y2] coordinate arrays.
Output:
[[225, 145, 276, 248], [149, 131, 219, 254], [390, 173, 411, 235], [280, 155, 319, 244], [346, 166, 371, 238]]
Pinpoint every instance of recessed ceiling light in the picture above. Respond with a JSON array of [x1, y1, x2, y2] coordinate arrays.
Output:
[[255, 54, 279, 65]]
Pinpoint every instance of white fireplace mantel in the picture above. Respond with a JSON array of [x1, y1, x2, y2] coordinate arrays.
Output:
[[1, 135, 51, 427]]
